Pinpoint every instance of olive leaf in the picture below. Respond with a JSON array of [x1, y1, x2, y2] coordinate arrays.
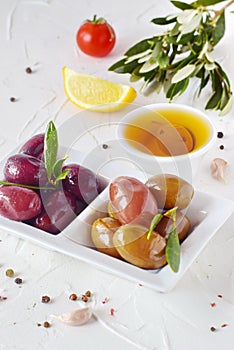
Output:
[[147, 213, 163, 240], [178, 11, 202, 34], [124, 38, 154, 56], [109, 0, 233, 113], [147, 207, 180, 272], [166, 226, 180, 273], [44, 121, 58, 183], [151, 16, 177, 25], [164, 207, 180, 272], [211, 11, 225, 45], [166, 77, 190, 100], [53, 156, 69, 183], [171, 0, 195, 10], [171, 64, 196, 83], [108, 59, 139, 74], [125, 49, 152, 64], [140, 58, 159, 73], [196, 0, 227, 5], [44, 120, 70, 185]]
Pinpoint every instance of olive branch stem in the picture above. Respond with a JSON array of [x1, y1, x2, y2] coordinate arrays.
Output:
[[212, 0, 234, 19]]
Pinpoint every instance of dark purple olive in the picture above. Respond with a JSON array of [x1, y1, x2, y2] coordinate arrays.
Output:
[[0, 185, 41, 221], [62, 164, 104, 204], [31, 190, 85, 234], [4, 154, 47, 187], [19, 133, 45, 159]]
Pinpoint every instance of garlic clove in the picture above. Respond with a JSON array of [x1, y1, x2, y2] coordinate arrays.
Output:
[[51, 307, 92, 326], [210, 158, 228, 183]]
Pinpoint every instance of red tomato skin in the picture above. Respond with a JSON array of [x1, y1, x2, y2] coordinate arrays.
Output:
[[76, 21, 116, 57]]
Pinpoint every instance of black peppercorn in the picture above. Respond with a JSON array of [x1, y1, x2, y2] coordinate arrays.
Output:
[[25, 67, 32, 74], [41, 295, 51, 303], [210, 326, 217, 332], [14, 277, 23, 284], [217, 131, 224, 138]]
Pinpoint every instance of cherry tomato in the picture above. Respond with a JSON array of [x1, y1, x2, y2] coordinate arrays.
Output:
[[76, 15, 116, 57]]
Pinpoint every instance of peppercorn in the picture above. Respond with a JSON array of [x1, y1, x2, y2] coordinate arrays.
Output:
[[41, 295, 50, 303], [69, 293, 77, 301], [5, 268, 14, 277], [14, 277, 23, 284], [43, 321, 50, 328], [81, 294, 89, 302], [25, 67, 32, 74], [85, 290, 91, 298], [217, 131, 224, 138], [10, 97, 16, 102], [219, 145, 224, 150], [210, 326, 217, 332], [102, 144, 108, 149]]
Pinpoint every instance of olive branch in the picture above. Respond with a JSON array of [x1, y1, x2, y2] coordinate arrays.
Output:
[[109, 0, 234, 114]]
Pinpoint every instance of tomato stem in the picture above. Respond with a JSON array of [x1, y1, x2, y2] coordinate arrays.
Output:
[[90, 14, 106, 24]]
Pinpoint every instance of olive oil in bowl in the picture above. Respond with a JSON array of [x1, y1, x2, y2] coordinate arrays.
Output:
[[123, 107, 212, 157], [116, 103, 216, 180]]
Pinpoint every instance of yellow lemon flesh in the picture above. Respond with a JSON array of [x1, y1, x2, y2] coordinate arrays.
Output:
[[62, 67, 137, 112]]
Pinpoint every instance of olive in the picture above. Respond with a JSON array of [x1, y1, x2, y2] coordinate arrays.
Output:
[[145, 173, 194, 210], [113, 224, 167, 269], [109, 176, 158, 226], [155, 211, 191, 242], [4, 154, 47, 187], [19, 133, 45, 159], [91, 217, 122, 258], [31, 190, 81, 234], [107, 201, 117, 219], [0, 185, 41, 221], [62, 164, 104, 204]]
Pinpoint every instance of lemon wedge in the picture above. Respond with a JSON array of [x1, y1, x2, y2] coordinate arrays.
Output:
[[62, 67, 137, 112]]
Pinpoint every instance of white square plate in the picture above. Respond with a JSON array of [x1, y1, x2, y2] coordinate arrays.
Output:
[[1, 145, 234, 293]]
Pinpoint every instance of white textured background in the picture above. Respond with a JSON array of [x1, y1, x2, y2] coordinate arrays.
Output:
[[1, 1, 234, 349]]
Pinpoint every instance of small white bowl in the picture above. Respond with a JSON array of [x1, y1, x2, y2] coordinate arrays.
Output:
[[116, 103, 216, 182]]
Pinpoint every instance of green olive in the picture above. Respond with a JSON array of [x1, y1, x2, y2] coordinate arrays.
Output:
[[113, 224, 167, 269], [91, 217, 122, 258], [146, 174, 194, 210], [107, 201, 117, 219], [155, 211, 191, 242]]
